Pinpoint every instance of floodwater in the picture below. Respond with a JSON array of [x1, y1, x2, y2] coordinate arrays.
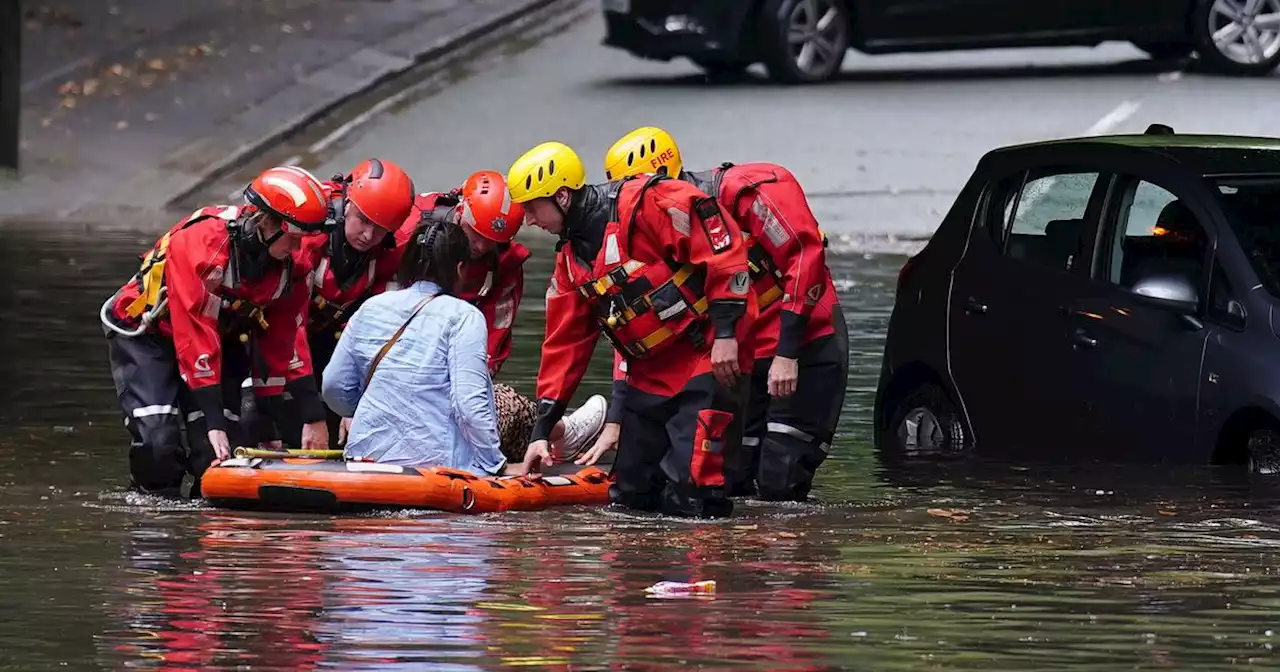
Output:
[[3, 227, 1280, 671]]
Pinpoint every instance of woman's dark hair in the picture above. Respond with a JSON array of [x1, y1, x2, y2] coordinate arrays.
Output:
[[396, 219, 470, 293]]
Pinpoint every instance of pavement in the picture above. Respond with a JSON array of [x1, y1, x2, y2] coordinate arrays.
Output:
[[202, 11, 1278, 253], [1, 0, 565, 224]]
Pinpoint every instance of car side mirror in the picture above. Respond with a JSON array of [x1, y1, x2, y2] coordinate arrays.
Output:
[[1131, 272, 1200, 315]]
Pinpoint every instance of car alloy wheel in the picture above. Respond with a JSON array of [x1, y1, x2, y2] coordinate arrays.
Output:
[[898, 407, 947, 456], [759, 0, 850, 84], [1246, 427, 1280, 475], [1196, 0, 1280, 75], [786, 0, 847, 77]]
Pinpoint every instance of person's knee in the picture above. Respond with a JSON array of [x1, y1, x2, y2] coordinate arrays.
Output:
[[756, 430, 827, 502], [129, 420, 186, 489]]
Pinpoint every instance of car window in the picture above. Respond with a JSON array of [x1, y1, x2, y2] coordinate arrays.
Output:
[[1215, 178, 1280, 298], [1104, 180, 1208, 301], [1003, 171, 1098, 273]]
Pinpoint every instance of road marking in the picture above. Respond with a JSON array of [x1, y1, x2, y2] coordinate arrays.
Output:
[[1085, 100, 1141, 136]]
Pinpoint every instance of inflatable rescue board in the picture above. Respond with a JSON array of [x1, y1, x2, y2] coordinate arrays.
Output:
[[201, 457, 613, 514]]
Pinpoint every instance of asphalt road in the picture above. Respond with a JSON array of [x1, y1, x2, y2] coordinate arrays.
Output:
[[210, 2, 1280, 251]]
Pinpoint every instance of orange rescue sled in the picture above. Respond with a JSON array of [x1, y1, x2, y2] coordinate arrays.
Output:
[[201, 458, 613, 513]]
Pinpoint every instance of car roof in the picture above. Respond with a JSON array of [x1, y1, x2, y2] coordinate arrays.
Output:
[[986, 133, 1280, 176]]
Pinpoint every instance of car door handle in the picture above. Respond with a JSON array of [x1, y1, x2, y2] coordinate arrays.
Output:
[[964, 298, 988, 315], [1072, 329, 1097, 349]]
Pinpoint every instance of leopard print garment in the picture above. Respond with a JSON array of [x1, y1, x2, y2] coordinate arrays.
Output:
[[494, 383, 537, 462]]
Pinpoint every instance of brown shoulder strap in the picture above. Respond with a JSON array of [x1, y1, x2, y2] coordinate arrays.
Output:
[[363, 294, 439, 390]]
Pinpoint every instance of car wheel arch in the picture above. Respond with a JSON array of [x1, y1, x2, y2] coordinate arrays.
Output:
[[877, 362, 962, 431], [1212, 405, 1280, 465]]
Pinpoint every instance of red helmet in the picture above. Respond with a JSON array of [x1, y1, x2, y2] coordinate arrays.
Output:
[[244, 166, 329, 234], [459, 170, 523, 243], [345, 158, 415, 232]]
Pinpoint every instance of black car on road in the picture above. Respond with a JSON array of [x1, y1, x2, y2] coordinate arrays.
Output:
[[601, 0, 1280, 83], [874, 126, 1280, 474]]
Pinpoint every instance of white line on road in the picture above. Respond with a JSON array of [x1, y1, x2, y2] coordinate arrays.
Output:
[[1085, 100, 1142, 136]]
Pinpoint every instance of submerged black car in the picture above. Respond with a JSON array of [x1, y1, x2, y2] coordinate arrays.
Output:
[[874, 125, 1280, 473], [601, 0, 1280, 83]]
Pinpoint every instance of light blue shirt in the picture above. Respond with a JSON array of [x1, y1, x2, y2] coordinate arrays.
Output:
[[321, 280, 507, 475]]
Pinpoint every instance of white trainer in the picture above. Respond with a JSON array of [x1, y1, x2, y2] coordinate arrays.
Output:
[[555, 394, 608, 460]]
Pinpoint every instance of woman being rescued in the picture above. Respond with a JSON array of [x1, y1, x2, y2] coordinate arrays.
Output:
[[319, 217, 605, 475]]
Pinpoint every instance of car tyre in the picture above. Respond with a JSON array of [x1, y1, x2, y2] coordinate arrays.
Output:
[[1246, 425, 1280, 475], [884, 383, 969, 460], [1192, 0, 1280, 76], [1133, 41, 1194, 61], [757, 0, 850, 84]]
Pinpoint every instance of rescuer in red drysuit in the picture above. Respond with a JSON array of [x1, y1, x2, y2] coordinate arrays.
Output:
[[405, 169, 531, 377], [600, 127, 849, 502], [100, 166, 333, 498], [508, 141, 757, 519], [251, 158, 417, 448]]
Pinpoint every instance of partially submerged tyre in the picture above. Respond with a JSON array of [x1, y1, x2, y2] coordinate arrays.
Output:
[[1246, 426, 1280, 475], [757, 0, 850, 84], [1193, 0, 1280, 76], [884, 383, 969, 460]]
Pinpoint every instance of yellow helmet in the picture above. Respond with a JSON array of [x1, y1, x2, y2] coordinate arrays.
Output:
[[603, 126, 683, 181], [506, 141, 586, 204]]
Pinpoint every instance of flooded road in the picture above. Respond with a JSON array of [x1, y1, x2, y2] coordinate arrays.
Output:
[[4, 228, 1280, 670]]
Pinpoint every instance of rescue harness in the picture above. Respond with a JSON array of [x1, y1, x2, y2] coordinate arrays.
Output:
[[571, 175, 713, 361], [99, 209, 282, 343]]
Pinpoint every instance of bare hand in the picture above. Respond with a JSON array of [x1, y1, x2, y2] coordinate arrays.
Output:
[[301, 421, 330, 451], [337, 417, 353, 446], [710, 337, 742, 387], [576, 422, 620, 466], [768, 356, 799, 398], [207, 429, 232, 461], [525, 439, 553, 471]]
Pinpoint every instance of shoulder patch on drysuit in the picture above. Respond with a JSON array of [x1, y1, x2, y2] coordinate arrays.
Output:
[[806, 284, 823, 304], [696, 197, 732, 253], [752, 197, 791, 247], [666, 207, 691, 237], [730, 271, 750, 296]]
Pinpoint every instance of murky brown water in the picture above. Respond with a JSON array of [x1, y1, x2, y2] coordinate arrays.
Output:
[[3, 228, 1280, 670]]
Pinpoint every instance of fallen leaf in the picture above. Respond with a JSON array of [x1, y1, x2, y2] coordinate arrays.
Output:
[[927, 508, 971, 523], [777, 531, 800, 539], [82, 78, 100, 96], [144, 112, 157, 122], [115, 120, 128, 130], [58, 81, 78, 95], [1158, 510, 1177, 516], [108, 63, 126, 77], [281, 23, 294, 34], [59, 97, 77, 109], [41, 118, 52, 128], [148, 59, 166, 71]]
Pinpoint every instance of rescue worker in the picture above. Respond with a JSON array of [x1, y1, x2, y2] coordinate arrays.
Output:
[[265, 158, 416, 448], [407, 169, 607, 462], [600, 126, 849, 502], [100, 166, 333, 498], [507, 141, 757, 518], [407, 169, 530, 377]]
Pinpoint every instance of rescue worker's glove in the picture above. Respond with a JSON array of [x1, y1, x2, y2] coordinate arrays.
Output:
[[284, 376, 328, 426]]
